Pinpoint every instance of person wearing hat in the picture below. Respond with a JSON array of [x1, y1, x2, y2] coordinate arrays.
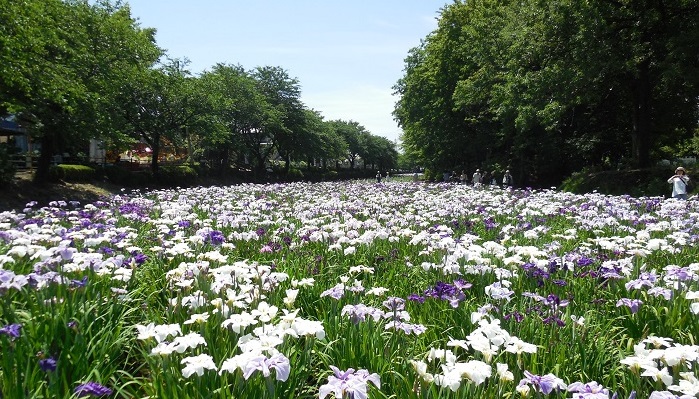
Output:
[[668, 166, 690, 200]]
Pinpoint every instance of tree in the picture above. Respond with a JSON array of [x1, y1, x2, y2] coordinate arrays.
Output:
[[329, 120, 369, 169], [291, 109, 346, 170], [394, 2, 494, 175], [0, 0, 161, 182], [362, 135, 398, 172], [395, 0, 699, 186], [252, 66, 306, 176], [118, 59, 206, 173], [198, 64, 272, 173]]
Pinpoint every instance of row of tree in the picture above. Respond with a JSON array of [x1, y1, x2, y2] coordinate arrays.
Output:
[[394, 0, 698, 186], [0, 0, 398, 183]]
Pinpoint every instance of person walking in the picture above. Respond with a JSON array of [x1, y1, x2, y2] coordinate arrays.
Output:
[[668, 166, 690, 200]]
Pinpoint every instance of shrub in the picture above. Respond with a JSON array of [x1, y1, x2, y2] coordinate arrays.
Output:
[[422, 168, 442, 182], [286, 167, 304, 181], [104, 165, 154, 187], [48, 164, 95, 182], [158, 165, 198, 186], [192, 162, 211, 177], [560, 166, 677, 197], [323, 170, 339, 180]]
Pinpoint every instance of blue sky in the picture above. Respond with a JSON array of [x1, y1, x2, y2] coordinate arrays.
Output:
[[124, 1, 446, 143]]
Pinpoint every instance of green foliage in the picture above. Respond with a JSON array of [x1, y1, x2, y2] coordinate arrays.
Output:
[[395, 0, 699, 186], [0, 142, 16, 186], [560, 166, 679, 197], [323, 170, 339, 180], [421, 168, 442, 182], [48, 164, 96, 182], [0, 0, 162, 182], [286, 167, 304, 181], [158, 165, 198, 186], [104, 165, 153, 186]]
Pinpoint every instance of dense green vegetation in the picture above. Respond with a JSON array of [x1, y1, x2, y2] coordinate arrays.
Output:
[[0, 0, 398, 185], [2, 0, 697, 191], [394, 0, 699, 187]]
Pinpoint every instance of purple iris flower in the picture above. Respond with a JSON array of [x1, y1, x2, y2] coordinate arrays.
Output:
[[647, 287, 672, 300], [407, 293, 425, 303], [382, 297, 405, 312], [483, 217, 497, 230], [74, 382, 113, 397], [319, 366, 380, 399], [453, 279, 472, 290], [70, 276, 89, 288], [342, 304, 385, 324], [39, 357, 57, 372], [127, 252, 148, 266], [577, 256, 594, 267], [616, 298, 643, 314], [567, 381, 609, 396], [423, 280, 469, 307], [518, 370, 565, 394], [205, 230, 225, 245], [0, 323, 22, 339], [504, 311, 524, 323]]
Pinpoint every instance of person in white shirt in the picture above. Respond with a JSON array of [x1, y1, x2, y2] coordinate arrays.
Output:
[[472, 169, 482, 185], [668, 166, 690, 200]]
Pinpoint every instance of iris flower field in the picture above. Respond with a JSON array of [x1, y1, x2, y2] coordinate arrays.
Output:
[[1, 180, 699, 398]]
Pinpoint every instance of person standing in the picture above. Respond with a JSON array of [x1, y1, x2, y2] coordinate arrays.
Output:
[[472, 169, 482, 186], [502, 170, 513, 188], [668, 166, 690, 200]]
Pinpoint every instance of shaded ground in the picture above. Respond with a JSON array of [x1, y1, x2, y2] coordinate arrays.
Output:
[[0, 171, 122, 212]]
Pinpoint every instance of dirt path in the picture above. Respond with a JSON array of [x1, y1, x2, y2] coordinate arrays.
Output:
[[0, 171, 122, 212]]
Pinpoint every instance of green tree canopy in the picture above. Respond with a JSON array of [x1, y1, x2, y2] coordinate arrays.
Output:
[[395, 0, 699, 185]]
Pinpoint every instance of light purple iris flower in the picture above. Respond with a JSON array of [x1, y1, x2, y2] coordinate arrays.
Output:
[[616, 298, 643, 314], [567, 381, 609, 398], [518, 370, 566, 395], [319, 366, 381, 399], [320, 283, 345, 300], [242, 353, 290, 382]]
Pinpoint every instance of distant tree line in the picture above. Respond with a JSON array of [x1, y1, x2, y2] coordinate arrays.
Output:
[[394, 0, 699, 186], [0, 0, 398, 183]]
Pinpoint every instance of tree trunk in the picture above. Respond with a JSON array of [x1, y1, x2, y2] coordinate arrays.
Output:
[[631, 61, 652, 168], [283, 153, 291, 176], [150, 133, 160, 174], [34, 132, 55, 184]]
